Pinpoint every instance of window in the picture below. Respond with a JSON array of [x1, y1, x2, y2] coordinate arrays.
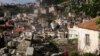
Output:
[[85, 34, 90, 46], [75, 35, 78, 38]]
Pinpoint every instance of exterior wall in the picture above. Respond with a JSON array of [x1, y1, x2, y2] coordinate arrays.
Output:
[[26, 47, 34, 56], [47, 32, 55, 37], [34, 9, 39, 14], [40, 8, 46, 14], [50, 22, 57, 29], [68, 26, 79, 39], [78, 28, 99, 53], [57, 32, 65, 39], [24, 31, 32, 40], [55, 19, 62, 26], [49, 7, 55, 13]]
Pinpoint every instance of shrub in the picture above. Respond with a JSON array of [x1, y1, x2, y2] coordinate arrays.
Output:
[[69, 52, 96, 56], [69, 51, 79, 56], [96, 18, 100, 24], [82, 53, 96, 56]]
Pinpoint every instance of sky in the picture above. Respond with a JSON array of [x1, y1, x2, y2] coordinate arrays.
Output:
[[0, 0, 36, 4]]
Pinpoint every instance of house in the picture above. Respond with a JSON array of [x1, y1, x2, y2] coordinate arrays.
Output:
[[13, 27, 24, 33], [16, 13, 22, 18], [49, 6, 55, 13], [50, 21, 57, 29], [4, 11, 11, 17], [34, 9, 39, 14], [25, 47, 34, 56], [14, 19, 28, 27], [35, 24, 42, 32], [77, 17, 100, 54], [68, 26, 79, 39], [34, 1, 40, 8], [47, 31, 56, 37], [55, 18, 63, 26], [23, 31, 33, 40], [57, 30, 65, 39], [40, 8, 46, 14]]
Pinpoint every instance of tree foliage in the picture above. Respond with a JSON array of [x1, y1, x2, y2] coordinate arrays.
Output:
[[41, 0, 67, 7], [81, 0, 100, 17], [96, 18, 100, 24], [41, 0, 100, 17], [40, 13, 56, 23]]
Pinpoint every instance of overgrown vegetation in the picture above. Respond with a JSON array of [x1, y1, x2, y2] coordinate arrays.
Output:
[[96, 18, 100, 24], [40, 13, 57, 25], [41, 0, 100, 17], [68, 51, 97, 56], [81, 53, 96, 56], [69, 51, 79, 56], [41, 0, 67, 7]]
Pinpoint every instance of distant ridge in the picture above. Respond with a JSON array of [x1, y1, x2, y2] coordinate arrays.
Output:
[[0, 0, 36, 4]]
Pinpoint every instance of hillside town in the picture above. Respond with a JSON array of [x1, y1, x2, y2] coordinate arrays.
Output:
[[0, 0, 100, 56]]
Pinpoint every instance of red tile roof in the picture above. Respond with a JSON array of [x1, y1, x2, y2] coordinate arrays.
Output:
[[0, 24, 14, 27], [78, 17, 100, 31], [13, 28, 24, 32]]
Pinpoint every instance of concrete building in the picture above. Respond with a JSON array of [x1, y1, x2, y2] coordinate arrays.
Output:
[[26, 47, 34, 56], [68, 26, 79, 39], [77, 17, 100, 54]]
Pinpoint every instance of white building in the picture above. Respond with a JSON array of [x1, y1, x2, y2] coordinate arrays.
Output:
[[77, 17, 100, 54], [26, 47, 34, 56], [47, 31, 55, 37], [51, 21, 57, 29], [57, 30, 65, 39], [34, 9, 39, 14], [55, 18, 63, 26], [40, 8, 46, 14], [49, 6, 55, 13], [20, 31, 33, 40], [68, 26, 79, 39]]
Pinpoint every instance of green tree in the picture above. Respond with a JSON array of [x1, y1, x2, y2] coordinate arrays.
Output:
[[40, 13, 56, 25], [96, 18, 100, 24], [82, 53, 96, 56], [41, 0, 67, 7], [41, 0, 100, 18]]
